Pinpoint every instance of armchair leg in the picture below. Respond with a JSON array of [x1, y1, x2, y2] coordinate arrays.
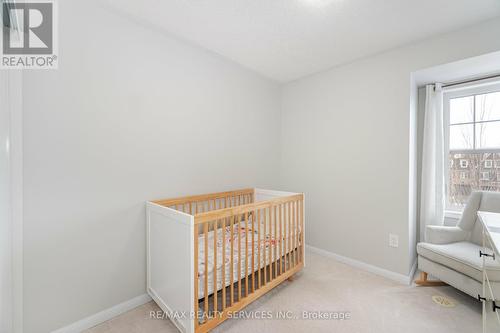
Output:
[[415, 271, 447, 286]]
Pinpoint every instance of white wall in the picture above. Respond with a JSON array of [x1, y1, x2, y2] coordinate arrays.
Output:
[[21, 1, 281, 332], [280, 18, 500, 277]]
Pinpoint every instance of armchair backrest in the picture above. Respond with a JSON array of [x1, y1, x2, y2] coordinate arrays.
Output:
[[457, 191, 500, 245]]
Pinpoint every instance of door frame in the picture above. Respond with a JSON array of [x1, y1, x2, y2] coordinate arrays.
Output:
[[1, 69, 24, 333]]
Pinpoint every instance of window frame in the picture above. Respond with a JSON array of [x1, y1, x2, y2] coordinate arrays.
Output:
[[443, 81, 500, 212], [480, 171, 490, 181]]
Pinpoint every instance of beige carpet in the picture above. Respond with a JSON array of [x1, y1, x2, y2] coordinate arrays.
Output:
[[85, 250, 481, 333]]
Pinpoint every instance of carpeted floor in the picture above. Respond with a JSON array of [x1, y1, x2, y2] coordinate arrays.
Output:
[[85, 249, 481, 333]]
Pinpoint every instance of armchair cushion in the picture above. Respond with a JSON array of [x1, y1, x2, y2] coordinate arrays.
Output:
[[417, 241, 500, 282], [425, 225, 468, 245]]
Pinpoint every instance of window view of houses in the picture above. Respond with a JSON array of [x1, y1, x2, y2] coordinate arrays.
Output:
[[448, 152, 500, 206]]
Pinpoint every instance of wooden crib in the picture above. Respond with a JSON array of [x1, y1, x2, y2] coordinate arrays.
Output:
[[147, 188, 305, 333]]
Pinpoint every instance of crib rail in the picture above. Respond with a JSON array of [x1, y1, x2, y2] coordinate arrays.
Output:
[[193, 193, 304, 332], [152, 188, 254, 215]]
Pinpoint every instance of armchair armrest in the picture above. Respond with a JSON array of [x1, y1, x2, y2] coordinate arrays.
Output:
[[425, 225, 468, 244]]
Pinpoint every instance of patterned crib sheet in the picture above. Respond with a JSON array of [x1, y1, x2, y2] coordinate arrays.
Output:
[[197, 216, 300, 299]]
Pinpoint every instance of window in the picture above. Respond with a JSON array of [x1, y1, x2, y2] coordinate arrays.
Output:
[[445, 82, 500, 210]]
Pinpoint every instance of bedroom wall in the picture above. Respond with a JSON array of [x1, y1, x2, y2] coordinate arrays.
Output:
[[280, 18, 500, 277], [21, 1, 281, 332]]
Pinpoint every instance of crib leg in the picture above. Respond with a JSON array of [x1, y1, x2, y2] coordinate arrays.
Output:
[[287, 275, 295, 282]]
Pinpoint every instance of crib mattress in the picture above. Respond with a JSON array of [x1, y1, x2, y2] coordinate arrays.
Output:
[[197, 218, 301, 299]]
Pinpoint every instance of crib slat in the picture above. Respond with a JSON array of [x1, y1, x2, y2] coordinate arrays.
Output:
[[293, 201, 299, 265], [286, 202, 292, 270], [237, 214, 242, 301], [251, 209, 255, 293], [194, 224, 199, 328], [213, 219, 218, 314], [278, 203, 282, 276], [222, 218, 226, 310], [267, 204, 273, 281], [245, 212, 249, 297], [230, 216, 234, 305], [295, 201, 298, 266], [288, 201, 292, 270], [274, 205, 278, 278], [301, 198, 304, 263], [284, 202, 288, 270], [290, 201, 296, 267], [263, 207, 267, 285], [284, 203, 287, 269], [291, 201, 295, 268], [283, 203, 286, 271], [282, 203, 285, 272], [257, 208, 261, 289], [204, 222, 209, 317], [295, 201, 301, 264]]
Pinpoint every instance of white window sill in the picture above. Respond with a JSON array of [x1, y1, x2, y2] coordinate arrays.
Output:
[[444, 210, 463, 220]]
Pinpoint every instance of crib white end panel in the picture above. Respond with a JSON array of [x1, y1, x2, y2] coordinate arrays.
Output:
[[147, 202, 194, 333], [254, 188, 299, 202]]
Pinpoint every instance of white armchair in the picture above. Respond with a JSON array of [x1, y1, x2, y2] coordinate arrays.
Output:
[[416, 191, 500, 298]]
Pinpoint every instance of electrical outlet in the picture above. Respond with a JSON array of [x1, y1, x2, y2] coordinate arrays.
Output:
[[389, 234, 399, 248]]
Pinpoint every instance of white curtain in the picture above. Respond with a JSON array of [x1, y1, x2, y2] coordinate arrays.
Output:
[[420, 83, 445, 242]]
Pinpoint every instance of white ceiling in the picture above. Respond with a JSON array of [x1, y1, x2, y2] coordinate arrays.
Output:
[[106, 0, 500, 82]]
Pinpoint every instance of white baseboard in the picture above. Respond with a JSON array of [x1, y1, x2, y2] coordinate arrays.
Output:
[[51, 248, 415, 333], [306, 245, 415, 285], [51, 294, 152, 333]]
